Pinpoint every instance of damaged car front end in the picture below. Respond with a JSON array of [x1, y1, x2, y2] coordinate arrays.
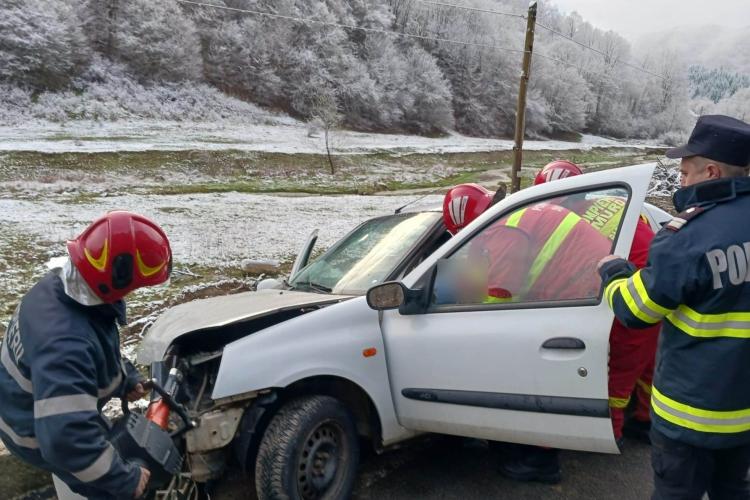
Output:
[[136, 210, 448, 498]]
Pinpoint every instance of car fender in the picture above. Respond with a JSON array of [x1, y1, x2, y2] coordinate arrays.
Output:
[[212, 295, 414, 445]]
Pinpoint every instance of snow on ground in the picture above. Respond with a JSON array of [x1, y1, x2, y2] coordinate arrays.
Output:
[[0, 192, 442, 266], [0, 120, 662, 154]]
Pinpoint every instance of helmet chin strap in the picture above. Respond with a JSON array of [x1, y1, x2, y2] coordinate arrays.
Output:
[[53, 257, 104, 307]]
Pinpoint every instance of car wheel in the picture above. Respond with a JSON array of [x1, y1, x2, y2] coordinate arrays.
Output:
[[255, 395, 359, 500]]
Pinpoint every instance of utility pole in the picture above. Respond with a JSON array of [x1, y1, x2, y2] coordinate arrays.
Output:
[[510, 0, 537, 193]]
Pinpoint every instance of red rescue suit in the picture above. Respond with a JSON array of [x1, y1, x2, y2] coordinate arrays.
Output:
[[472, 203, 612, 302], [608, 218, 660, 439]]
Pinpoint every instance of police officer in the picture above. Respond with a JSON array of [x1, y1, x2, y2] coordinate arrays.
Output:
[[598, 115, 750, 499], [0, 211, 172, 499]]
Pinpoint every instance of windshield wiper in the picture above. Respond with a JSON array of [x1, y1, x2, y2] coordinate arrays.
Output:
[[295, 280, 333, 293]]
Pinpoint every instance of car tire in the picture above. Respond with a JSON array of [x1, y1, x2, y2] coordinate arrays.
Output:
[[255, 395, 359, 500]]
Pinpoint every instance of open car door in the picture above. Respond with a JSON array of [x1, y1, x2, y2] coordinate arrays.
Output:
[[377, 164, 656, 454]]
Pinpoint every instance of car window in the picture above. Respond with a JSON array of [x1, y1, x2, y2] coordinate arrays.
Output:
[[290, 212, 441, 295], [431, 187, 630, 307]]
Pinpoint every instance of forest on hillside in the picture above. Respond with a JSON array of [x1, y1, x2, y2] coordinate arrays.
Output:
[[1, 0, 748, 140]]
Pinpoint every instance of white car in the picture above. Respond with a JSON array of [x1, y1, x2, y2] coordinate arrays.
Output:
[[139, 163, 669, 500]]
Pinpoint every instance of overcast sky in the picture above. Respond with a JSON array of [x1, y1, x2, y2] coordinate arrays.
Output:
[[548, 0, 749, 40]]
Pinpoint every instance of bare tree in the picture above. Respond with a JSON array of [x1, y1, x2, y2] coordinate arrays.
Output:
[[310, 93, 343, 175]]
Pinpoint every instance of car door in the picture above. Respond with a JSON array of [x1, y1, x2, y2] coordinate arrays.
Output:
[[379, 164, 656, 454]]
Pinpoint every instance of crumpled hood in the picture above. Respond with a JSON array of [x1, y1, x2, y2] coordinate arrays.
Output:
[[137, 289, 350, 364]]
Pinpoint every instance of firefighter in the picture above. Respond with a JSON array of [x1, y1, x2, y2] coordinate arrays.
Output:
[[0, 211, 172, 499], [598, 114, 750, 498], [536, 160, 661, 444], [442, 183, 495, 236]]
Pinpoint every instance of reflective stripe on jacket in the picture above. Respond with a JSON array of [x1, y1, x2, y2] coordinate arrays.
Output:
[[599, 176, 750, 449]]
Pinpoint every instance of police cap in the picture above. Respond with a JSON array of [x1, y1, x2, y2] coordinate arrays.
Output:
[[666, 115, 750, 168]]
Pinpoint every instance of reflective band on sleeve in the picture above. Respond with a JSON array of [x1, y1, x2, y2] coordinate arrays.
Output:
[[613, 271, 670, 324], [484, 295, 514, 304], [97, 371, 122, 399], [605, 278, 627, 309], [609, 396, 630, 409], [504, 209, 526, 228], [632, 272, 672, 317], [34, 394, 98, 419], [0, 415, 39, 449], [523, 212, 581, 294], [652, 386, 750, 434], [1, 340, 32, 393], [72, 445, 115, 483], [667, 305, 750, 339]]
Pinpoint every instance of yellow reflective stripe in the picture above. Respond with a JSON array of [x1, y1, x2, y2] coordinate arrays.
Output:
[[632, 271, 672, 317], [523, 212, 580, 294], [636, 378, 652, 395], [136, 249, 166, 277], [484, 295, 515, 304], [652, 386, 750, 434], [84, 239, 108, 272], [667, 305, 750, 339], [614, 272, 665, 324], [609, 396, 630, 409], [505, 208, 526, 228], [605, 278, 627, 309]]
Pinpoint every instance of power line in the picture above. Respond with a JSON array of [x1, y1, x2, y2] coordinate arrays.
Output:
[[534, 21, 667, 80], [412, 0, 526, 19], [406, 0, 669, 80], [178, 0, 667, 81], [176, 0, 528, 55]]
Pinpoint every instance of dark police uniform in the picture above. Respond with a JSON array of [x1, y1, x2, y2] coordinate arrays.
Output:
[[0, 272, 142, 499], [599, 114, 750, 499]]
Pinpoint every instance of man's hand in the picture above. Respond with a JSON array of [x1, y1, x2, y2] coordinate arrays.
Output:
[[127, 382, 149, 402], [134, 467, 151, 498], [597, 254, 622, 272]]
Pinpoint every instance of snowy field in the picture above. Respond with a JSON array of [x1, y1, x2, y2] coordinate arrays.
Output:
[[0, 120, 660, 154], [0, 190, 442, 328], [0, 192, 441, 267]]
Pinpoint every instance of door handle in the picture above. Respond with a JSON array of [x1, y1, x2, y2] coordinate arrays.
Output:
[[542, 337, 586, 350]]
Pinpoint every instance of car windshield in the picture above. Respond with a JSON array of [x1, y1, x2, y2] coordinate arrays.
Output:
[[289, 212, 442, 295]]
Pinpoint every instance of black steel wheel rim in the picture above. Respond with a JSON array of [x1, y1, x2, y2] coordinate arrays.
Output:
[[296, 421, 344, 499]]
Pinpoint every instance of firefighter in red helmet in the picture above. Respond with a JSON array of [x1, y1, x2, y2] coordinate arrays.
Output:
[[534, 160, 583, 185], [442, 183, 495, 235], [0, 211, 172, 499]]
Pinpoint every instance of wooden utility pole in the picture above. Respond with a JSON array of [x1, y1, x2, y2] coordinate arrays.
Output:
[[510, 1, 537, 193]]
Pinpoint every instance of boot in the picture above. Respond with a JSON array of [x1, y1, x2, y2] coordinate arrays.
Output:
[[498, 445, 561, 484]]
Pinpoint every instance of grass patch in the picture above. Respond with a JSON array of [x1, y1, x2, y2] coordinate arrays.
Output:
[[59, 192, 100, 204]]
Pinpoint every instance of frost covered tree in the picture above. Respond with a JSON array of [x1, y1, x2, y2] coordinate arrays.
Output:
[[0, 0, 708, 139], [0, 0, 90, 89], [203, 18, 283, 106], [78, 0, 119, 57], [113, 0, 202, 81], [689, 65, 750, 103], [715, 88, 750, 122]]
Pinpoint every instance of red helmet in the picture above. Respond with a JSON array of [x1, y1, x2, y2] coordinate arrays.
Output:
[[443, 183, 493, 234], [67, 211, 172, 303], [534, 160, 583, 185]]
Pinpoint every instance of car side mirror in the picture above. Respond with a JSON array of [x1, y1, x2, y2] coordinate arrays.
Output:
[[367, 282, 428, 314], [366, 282, 406, 310]]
